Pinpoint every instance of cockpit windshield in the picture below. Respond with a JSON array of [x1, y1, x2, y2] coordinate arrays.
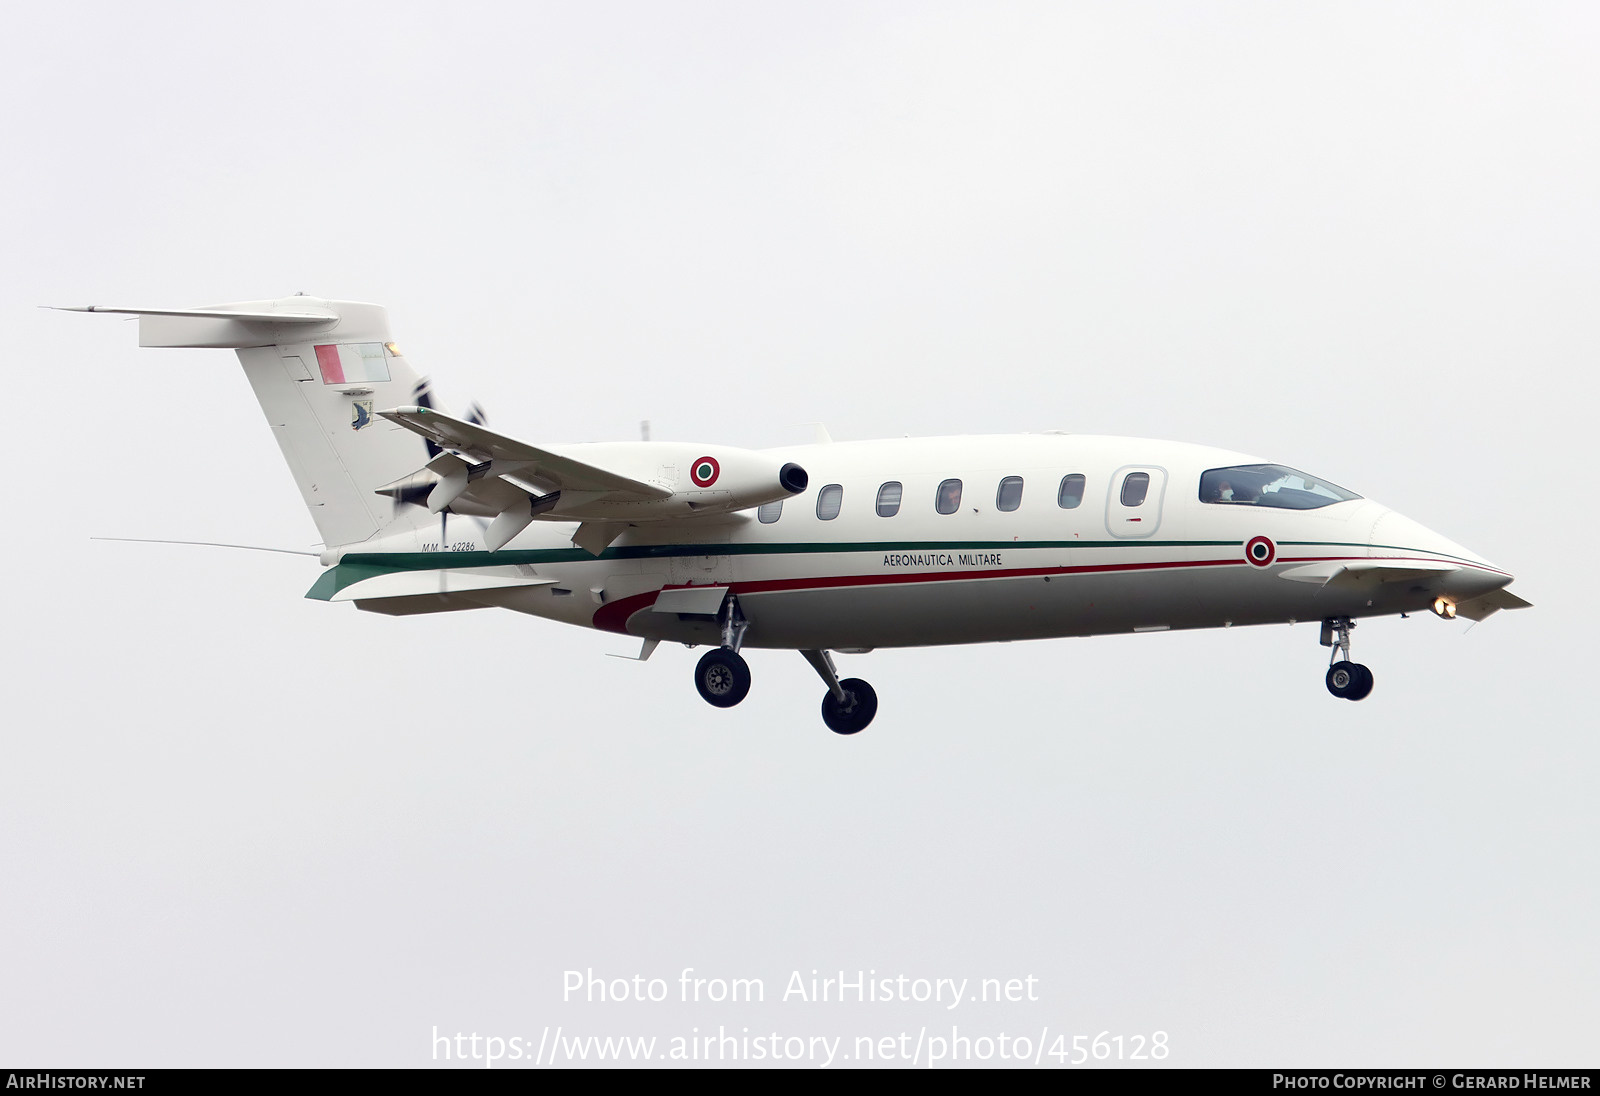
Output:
[[1199, 464, 1361, 510]]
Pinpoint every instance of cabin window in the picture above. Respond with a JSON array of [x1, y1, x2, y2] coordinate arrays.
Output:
[[996, 476, 1024, 512], [1057, 474, 1085, 509], [935, 479, 963, 515], [876, 481, 902, 517], [1121, 472, 1150, 507], [757, 501, 783, 523], [816, 483, 843, 521], [1199, 464, 1362, 509]]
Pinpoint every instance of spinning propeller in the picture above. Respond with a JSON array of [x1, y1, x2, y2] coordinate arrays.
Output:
[[378, 380, 491, 537]]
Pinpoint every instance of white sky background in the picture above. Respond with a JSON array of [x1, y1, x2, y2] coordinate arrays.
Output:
[[2, 0, 1595, 1068]]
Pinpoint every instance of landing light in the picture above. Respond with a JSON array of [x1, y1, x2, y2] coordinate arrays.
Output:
[[1432, 598, 1457, 619]]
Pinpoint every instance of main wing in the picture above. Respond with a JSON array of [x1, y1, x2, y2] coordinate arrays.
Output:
[[376, 406, 672, 552], [376, 406, 807, 552], [378, 406, 671, 500]]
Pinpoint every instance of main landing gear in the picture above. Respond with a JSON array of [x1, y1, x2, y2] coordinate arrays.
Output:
[[1320, 616, 1374, 701], [694, 595, 752, 708], [690, 593, 879, 734], [801, 649, 878, 736], [694, 648, 751, 707]]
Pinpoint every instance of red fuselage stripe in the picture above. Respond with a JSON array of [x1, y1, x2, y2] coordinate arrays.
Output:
[[590, 553, 1499, 634]]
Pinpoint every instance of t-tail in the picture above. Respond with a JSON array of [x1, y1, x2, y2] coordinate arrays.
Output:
[[64, 297, 435, 549]]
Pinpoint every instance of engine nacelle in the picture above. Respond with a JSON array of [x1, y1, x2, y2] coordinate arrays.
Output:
[[540, 442, 808, 521]]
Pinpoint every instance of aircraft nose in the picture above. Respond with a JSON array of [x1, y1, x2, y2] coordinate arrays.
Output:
[[1368, 507, 1513, 598]]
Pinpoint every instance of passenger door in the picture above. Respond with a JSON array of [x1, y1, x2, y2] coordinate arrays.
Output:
[[1104, 465, 1167, 538]]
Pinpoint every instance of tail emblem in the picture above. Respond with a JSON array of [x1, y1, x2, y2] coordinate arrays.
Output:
[[351, 400, 373, 431]]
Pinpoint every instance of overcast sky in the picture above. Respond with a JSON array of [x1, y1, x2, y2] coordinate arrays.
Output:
[[3, 0, 1595, 1068]]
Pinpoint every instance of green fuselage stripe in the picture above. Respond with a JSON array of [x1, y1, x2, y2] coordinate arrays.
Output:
[[307, 539, 1243, 600], [1278, 540, 1485, 566]]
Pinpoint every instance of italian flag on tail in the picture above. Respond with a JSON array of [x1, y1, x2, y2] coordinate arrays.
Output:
[[315, 343, 392, 385]]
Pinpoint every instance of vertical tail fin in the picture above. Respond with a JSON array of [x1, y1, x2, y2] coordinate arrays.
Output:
[[67, 297, 436, 548]]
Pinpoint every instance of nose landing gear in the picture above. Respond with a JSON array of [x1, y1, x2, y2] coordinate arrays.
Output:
[[1320, 616, 1374, 701]]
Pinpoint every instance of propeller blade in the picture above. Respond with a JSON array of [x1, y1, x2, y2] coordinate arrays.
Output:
[[412, 378, 442, 457]]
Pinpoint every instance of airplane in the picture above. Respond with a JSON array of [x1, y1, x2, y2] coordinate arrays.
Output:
[[66, 296, 1530, 734]]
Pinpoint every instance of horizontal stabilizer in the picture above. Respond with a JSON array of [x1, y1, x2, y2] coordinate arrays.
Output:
[[52, 304, 338, 323], [327, 567, 557, 602], [378, 406, 671, 501], [1453, 587, 1533, 622], [61, 295, 383, 350]]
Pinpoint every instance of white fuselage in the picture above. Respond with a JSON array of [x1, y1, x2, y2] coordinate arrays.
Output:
[[75, 296, 1523, 725], [331, 433, 1513, 650]]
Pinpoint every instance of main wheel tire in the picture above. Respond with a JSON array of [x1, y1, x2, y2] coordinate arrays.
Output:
[[1326, 661, 1358, 699], [1347, 663, 1375, 701], [695, 648, 751, 708], [821, 677, 878, 735]]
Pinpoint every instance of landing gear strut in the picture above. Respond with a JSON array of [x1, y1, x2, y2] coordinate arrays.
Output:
[[686, 594, 880, 733], [801, 649, 878, 735], [1320, 616, 1374, 701], [694, 594, 751, 708]]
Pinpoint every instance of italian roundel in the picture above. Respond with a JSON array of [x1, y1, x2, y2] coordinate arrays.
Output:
[[690, 456, 720, 487], [1245, 536, 1276, 567]]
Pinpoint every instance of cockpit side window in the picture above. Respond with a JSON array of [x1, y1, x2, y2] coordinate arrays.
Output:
[[1199, 465, 1361, 510]]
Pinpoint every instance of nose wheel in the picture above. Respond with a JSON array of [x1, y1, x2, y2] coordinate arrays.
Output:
[[1320, 617, 1374, 701], [1325, 660, 1374, 700]]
